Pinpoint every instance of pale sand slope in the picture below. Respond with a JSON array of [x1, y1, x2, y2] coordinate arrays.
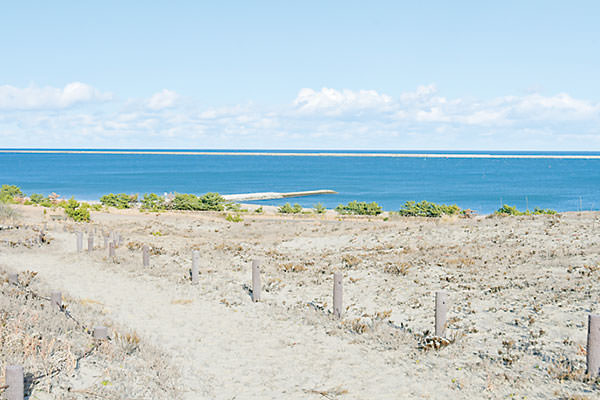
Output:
[[2, 205, 600, 399]]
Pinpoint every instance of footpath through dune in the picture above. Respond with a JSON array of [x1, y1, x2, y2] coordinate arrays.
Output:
[[1, 229, 426, 400]]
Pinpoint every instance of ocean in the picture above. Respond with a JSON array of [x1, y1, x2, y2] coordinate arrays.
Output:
[[1, 149, 599, 214]]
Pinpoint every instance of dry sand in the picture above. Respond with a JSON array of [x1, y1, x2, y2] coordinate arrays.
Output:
[[2, 204, 600, 399]]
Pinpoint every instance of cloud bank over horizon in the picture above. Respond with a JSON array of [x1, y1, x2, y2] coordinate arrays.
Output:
[[1, 82, 599, 150]]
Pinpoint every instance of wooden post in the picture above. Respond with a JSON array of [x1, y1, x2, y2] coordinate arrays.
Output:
[[8, 273, 18, 285], [143, 245, 150, 267], [109, 241, 115, 258], [76, 231, 83, 252], [51, 292, 62, 310], [5, 365, 24, 400], [435, 291, 448, 337], [88, 234, 94, 252], [333, 272, 343, 318], [587, 314, 600, 376], [191, 250, 199, 285], [103, 234, 109, 249], [93, 326, 108, 340], [252, 260, 261, 302]]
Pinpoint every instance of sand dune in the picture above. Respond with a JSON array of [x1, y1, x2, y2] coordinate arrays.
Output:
[[1, 205, 599, 398]]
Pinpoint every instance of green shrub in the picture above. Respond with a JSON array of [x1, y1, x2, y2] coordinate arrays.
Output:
[[169, 192, 225, 211], [198, 192, 226, 211], [254, 206, 264, 214], [495, 204, 557, 216], [533, 207, 557, 215], [226, 202, 248, 212], [313, 203, 326, 214], [90, 203, 103, 211], [495, 204, 524, 215], [398, 200, 460, 217], [335, 201, 382, 216], [141, 193, 166, 211], [0, 185, 23, 203], [100, 193, 138, 209], [39, 198, 53, 208], [278, 203, 303, 214], [63, 197, 91, 222], [225, 213, 244, 222], [29, 193, 45, 204]]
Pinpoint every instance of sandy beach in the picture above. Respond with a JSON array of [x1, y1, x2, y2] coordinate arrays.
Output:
[[2, 204, 600, 399]]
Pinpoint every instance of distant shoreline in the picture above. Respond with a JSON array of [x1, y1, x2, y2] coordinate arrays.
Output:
[[1, 149, 600, 159]]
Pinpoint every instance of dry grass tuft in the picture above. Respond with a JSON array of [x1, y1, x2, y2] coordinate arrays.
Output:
[[171, 298, 193, 305], [383, 262, 411, 275], [278, 263, 308, 273], [341, 254, 361, 268]]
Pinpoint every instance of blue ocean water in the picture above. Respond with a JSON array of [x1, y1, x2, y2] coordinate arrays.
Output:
[[1, 149, 599, 214]]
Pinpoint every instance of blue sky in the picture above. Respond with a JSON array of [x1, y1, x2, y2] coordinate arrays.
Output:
[[1, 1, 599, 150]]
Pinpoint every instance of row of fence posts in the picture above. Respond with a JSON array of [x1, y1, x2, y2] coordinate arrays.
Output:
[[6, 230, 600, 400], [4, 272, 109, 400], [75, 230, 121, 257], [85, 231, 600, 380]]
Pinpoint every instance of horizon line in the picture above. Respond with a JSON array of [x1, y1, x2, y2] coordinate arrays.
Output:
[[1, 149, 600, 159]]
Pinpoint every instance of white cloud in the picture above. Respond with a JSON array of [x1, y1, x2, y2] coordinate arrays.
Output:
[[146, 89, 179, 110], [0, 82, 112, 110], [1, 84, 599, 149], [293, 87, 392, 115]]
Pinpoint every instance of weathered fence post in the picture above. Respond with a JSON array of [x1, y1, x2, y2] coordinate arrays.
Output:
[[51, 292, 62, 310], [109, 241, 115, 258], [333, 272, 343, 318], [143, 245, 150, 267], [252, 260, 261, 302], [103, 234, 109, 249], [5, 365, 24, 400], [88, 234, 94, 253], [435, 291, 448, 337], [76, 231, 83, 252], [93, 326, 108, 340], [8, 273, 18, 285], [587, 314, 600, 376], [191, 250, 199, 285]]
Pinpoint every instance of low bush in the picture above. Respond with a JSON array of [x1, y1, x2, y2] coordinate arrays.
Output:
[[0, 184, 23, 203], [313, 203, 326, 214], [398, 200, 460, 217], [63, 197, 91, 222], [495, 204, 557, 216], [254, 206, 264, 214], [169, 192, 226, 211], [226, 203, 248, 212], [335, 201, 382, 216], [533, 207, 557, 215], [39, 198, 54, 207], [29, 193, 45, 204], [225, 213, 243, 222], [141, 193, 166, 211], [278, 203, 302, 214], [100, 193, 138, 209]]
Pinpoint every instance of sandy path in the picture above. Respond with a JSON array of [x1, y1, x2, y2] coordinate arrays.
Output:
[[2, 234, 433, 400]]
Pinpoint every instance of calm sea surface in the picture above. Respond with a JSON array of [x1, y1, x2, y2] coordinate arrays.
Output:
[[1, 150, 599, 214]]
